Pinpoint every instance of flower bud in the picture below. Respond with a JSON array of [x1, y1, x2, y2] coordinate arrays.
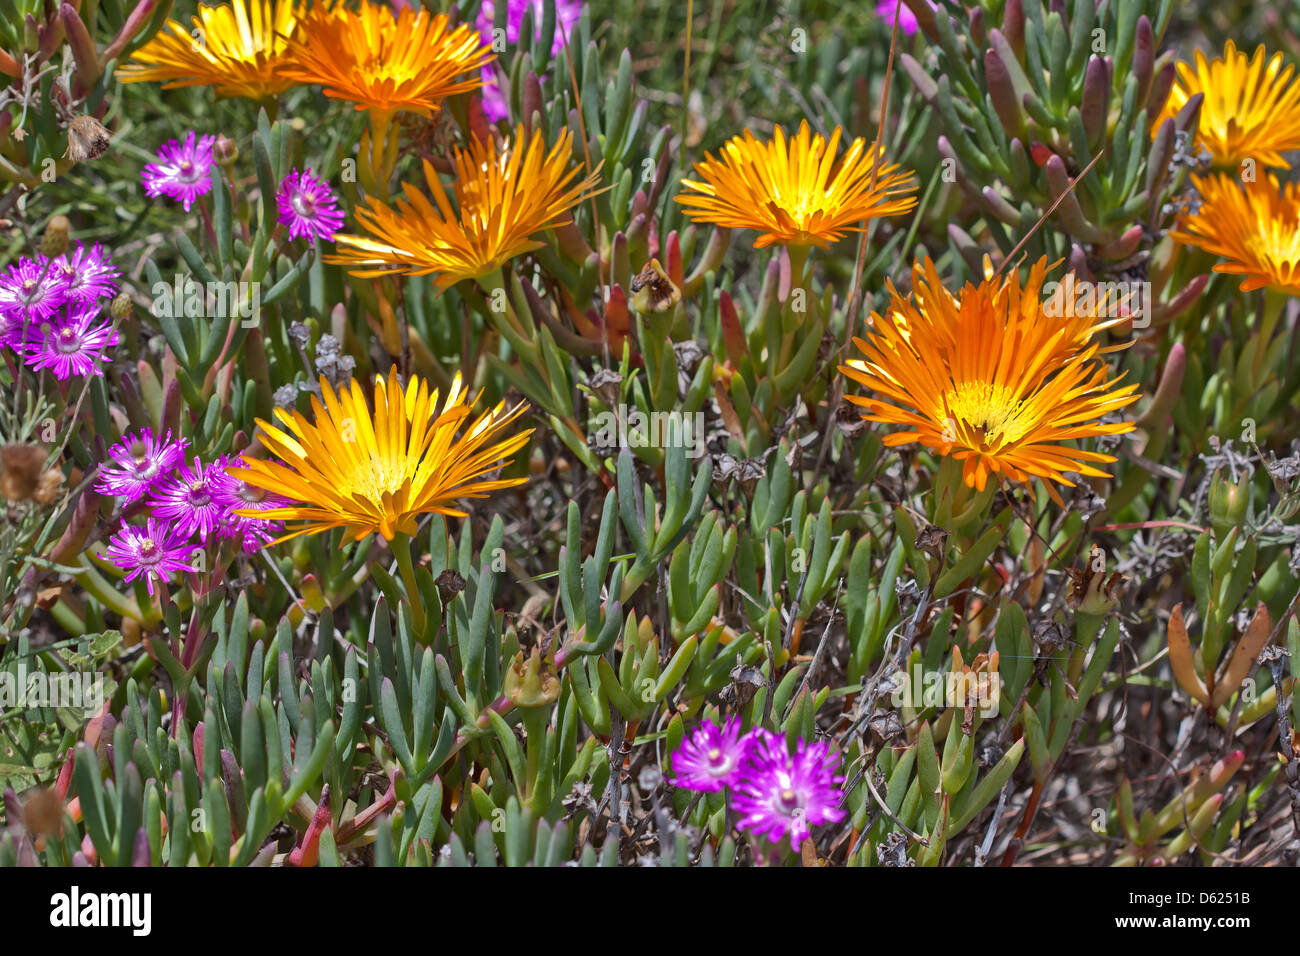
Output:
[[1209, 472, 1249, 538], [40, 215, 71, 258], [504, 646, 560, 709], [110, 291, 133, 321], [214, 134, 239, 166]]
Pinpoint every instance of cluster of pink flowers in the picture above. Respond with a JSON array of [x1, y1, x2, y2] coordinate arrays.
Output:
[[670, 717, 845, 847], [96, 431, 288, 595], [0, 243, 121, 380]]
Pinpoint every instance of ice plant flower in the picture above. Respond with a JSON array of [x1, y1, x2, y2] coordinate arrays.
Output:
[[95, 429, 189, 504], [51, 243, 120, 304], [1171, 173, 1300, 296], [228, 369, 533, 542], [279, 2, 491, 114], [118, 0, 304, 100], [732, 730, 845, 847], [670, 717, 753, 792], [327, 126, 600, 287], [840, 256, 1140, 498], [675, 120, 918, 249], [149, 457, 225, 541], [19, 304, 120, 380], [875, 0, 922, 36], [276, 168, 345, 244], [1154, 40, 1300, 169], [474, 0, 583, 123], [142, 131, 216, 212], [100, 518, 198, 596], [209, 457, 288, 553], [0, 255, 65, 325]]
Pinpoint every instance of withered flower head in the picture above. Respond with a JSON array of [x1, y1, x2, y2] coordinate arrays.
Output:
[[629, 258, 682, 314], [64, 115, 112, 163]]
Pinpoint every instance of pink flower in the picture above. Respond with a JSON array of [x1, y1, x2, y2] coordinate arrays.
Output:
[[670, 717, 753, 792], [276, 168, 345, 244], [731, 730, 846, 847], [101, 518, 198, 595], [142, 131, 216, 212], [19, 303, 119, 380]]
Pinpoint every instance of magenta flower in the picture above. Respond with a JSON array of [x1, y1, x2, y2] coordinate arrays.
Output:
[[475, 0, 583, 122], [19, 304, 119, 380], [876, 0, 935, 36], [52, 242, 120, 304], [731, 730, 846, 847], [95, 429, 189, 504], [0, 308, 20, 349], [100, 518, 198, 596], [149, 456, 223, 541], [142, 131, 216, 212], [670, 717, 753, 792], [0, 255, 66, 325], [209, 455, 287, 553], [275, 167, 345, 244]]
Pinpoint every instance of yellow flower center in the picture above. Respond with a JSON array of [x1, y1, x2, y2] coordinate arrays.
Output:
[[944, 381, 1037, 450]]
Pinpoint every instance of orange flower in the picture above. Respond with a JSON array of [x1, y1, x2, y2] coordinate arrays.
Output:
[[840, 257, 1138, 496], [675, 121, 917, 248]]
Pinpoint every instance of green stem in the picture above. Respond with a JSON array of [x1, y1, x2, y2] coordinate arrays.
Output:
[[1252, 288, 1287, 384], [392, 531, 427, 638]]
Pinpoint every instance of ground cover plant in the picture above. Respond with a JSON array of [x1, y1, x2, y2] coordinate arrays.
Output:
[[1, 0, 1300, 869]]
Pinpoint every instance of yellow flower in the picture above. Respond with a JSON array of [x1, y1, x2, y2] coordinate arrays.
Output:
[[1154, 40, 1300, 169], [118, 0, 302, 101], [230, 370, 532, 542], [278, 1, 490, 113], [1171, 173, 1300, 295], [326, 126, 601, 287], [839, 257, 1139, 497], [675, 121, 918, 248]]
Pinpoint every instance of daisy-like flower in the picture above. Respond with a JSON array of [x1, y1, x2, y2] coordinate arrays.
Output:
[[839, 256, 1140, 499], [474, 0, 583, 123], [670, 717, 753, 792], [0, 255, 66, 325], [1171, 173, 1300, 295], [149, 457, 225, 541], [1153, 40, 1300, 169], [100, 518, 198, 596], [228, 368, 533, 542], [51, 242, 120, 304], [732, 730, 846, 847], [279, 2, 491, 114], [327, 126, 600, 287], [142, 131, 216, 212], [95, 429, 189, 504], [276, 168, 345, 244], [118, 0, 303, 100], [19, 304, 120, 380], [209, 456, 288, 553], [675, 120, 918, 249]]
